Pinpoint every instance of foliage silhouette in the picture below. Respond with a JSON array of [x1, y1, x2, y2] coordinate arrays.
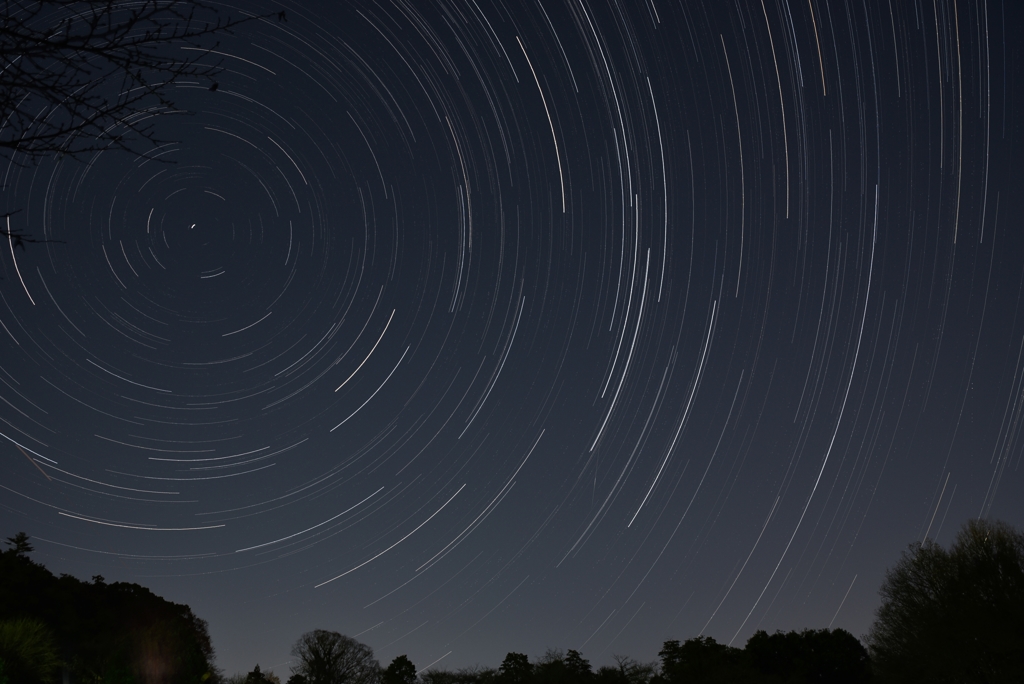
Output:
[[421, 665, 497, 684], [657, 636, 751, 684], [290, 630, 380, 684], [499, 653, 533, 684], [534, 649, 593, 684], [745, 628, 870, 683], [385, 655, 418, 684], [867, 518, 1024, 683], [0, 617, 61, 684], [3, 532, 31, 556], [0, 532, 219, 683]]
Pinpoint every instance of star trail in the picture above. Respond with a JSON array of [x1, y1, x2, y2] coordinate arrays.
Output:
[[1, 0, 1022, 677]]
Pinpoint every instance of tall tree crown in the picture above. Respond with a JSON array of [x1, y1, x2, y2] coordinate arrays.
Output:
[[868, 518, 1024, 683]]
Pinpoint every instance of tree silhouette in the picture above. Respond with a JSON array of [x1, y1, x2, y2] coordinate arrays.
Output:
[[534, 649, 594, 684], [1, 532, 219, 682], [499, 653, 533, 684], [420, 665, 497, 684], [2, 533, 31, 557], [290, 630, 380, 684], [867, 518, 1024, 683], [246, 663, 283, 684], [610, 656, 655, 684], [657, 636, 751, 684], [563, 651, 592, 683], [384, 655, 417, 684], [745, 628, 869, 683], [0, 0, 250, 164]]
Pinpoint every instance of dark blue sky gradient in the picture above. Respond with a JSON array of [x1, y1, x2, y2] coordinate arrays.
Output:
[[2, 0, 1023, 678]]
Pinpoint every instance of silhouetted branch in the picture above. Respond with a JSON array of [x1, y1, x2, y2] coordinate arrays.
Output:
[[0, 0, 256, 164]]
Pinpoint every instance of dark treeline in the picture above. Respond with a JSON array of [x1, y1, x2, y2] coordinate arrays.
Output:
[[2, 518, 1022, 684], [0, 533, 217, 684], [407, 632, 869, 684], [240, 631, 866, 684]]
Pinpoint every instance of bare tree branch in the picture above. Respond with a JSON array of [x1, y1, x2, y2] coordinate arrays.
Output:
[[0, 0, 257, 164]]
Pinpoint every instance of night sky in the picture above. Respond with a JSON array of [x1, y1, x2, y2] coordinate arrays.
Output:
[[2, 0, 1023, 678]]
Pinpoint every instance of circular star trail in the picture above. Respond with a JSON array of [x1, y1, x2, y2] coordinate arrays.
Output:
[[1, 0, 1022, 676]]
